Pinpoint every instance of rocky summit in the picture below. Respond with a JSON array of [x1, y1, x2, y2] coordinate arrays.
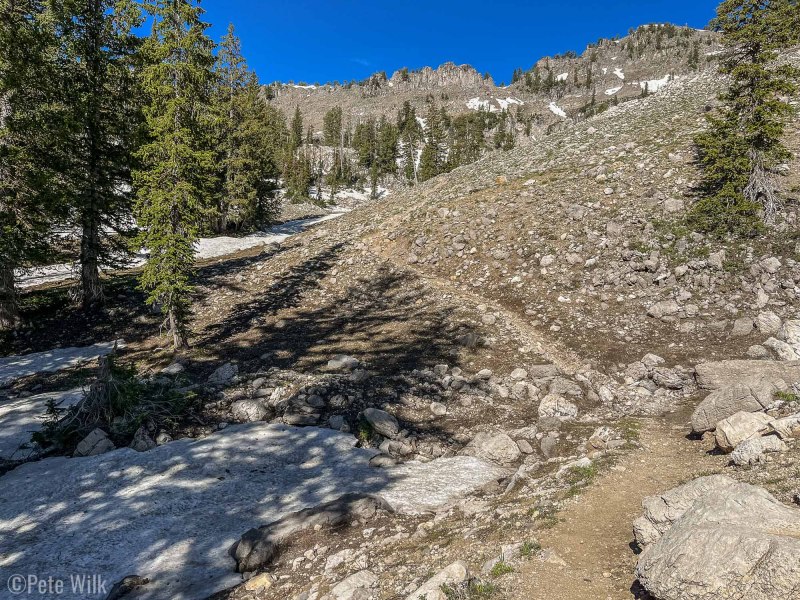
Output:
[[1, 3, 800, 600]]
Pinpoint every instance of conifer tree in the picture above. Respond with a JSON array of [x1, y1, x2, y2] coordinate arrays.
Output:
[[133, 0, 216, 349], [51, 0, 143, 309], [323, 106, 343, 147], [397, 101, 422, 183], [290, 106, 303, 150], [690, 0, 800, 235], [0, 0, 65, 328]]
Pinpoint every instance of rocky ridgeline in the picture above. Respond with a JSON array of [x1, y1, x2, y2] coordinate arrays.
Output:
[[267, 26, 720, 134]]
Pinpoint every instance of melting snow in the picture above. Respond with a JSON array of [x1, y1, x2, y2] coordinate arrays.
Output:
[[0, 388, 85, 461], [0, 340, 123, 388], [496, 97, 523, 110], [466, 97, 491, 111], [613, 68, 625, 80], [15, 214, 346, 289], [556, 72, 569, 82], [0, 423, 507, 600], [290, 84, 316, 90], [548, 102, 567, 118], [605, 86, 622, 96], [640, 75, 671, 93]]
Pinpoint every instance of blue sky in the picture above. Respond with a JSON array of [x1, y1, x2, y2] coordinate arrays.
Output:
[[198, 0, 721, 85]]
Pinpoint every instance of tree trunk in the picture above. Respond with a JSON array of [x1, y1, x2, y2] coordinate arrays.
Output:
[[0, 262, 18, 330], [80, 212, 104, 310], [169, 307, 188, 350]]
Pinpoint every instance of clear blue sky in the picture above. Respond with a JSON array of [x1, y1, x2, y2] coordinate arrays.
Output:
[[198, 0, 721, 85]]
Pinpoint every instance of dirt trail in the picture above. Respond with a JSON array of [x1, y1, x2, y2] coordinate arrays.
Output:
[[511, 407, 722, 600]]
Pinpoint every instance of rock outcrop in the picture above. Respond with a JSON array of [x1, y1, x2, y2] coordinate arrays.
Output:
[[635, 475, 800, 600]]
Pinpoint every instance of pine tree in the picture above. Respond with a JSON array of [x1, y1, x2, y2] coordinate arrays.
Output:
[[322, 106, 343, 147], [418, 101, 447, 182], [397, 100, 422, 183], [51, 0, 143, 309], [133, 0, 217, 349], [0, 0, 65, 328], [690, 0, 800, 236], [290, 106, 303, 150]]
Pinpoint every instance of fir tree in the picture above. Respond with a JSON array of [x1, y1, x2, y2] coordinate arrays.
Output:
[[290, 105, 303, 150], [690, 0, 800, 235], [0, 0, 65, 328], [322, 106, 343, 147], [397, 100, 422, 183], [51, 0, 144, 309], [133, 0, 217, 349]]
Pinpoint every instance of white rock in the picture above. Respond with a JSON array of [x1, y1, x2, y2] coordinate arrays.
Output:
[[462, 431, 521, 464], [538, 394, 578, 420], [208, 362, 238, 385], [73, 428, 115, 457], [405, 561, 469, 600], [731, 435, 787, 466], [715, 411, 773, 453], [331, 569, 377, 600], [362, 408, 399, 439]]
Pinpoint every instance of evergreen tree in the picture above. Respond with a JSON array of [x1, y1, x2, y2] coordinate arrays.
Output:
[[397, 100, 422, 183], [290, 105, 303, 150], [322, 106, 343, 147], [690, 0, 800, 235], [0, 0, 65, 328], [51, 0, 143, 309], [133, 0, 217, 349], [418, 101, 447, 182], [447, 113, 485, 170]]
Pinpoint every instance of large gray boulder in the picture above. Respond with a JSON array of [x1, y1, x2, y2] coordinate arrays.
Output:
[[691, 379, 785, 433], [714, 411, 772, 453], [362, 408, 400, 439], [405, 561, 469, 600], [694, 360, 800, 390], [731, 435, 787, 466], [635, 476, 800, 600], [462, 431, 521, 465]]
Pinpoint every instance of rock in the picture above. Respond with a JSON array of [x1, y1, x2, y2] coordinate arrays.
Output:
[[763, 337, 800, 360], [714, 411, 773, 453], [755, 311, 782, 335], [694, 360, 800, 390], [641, 354, 665, 369], [475, 368, 493, 380], [730, 317, 754, 337], [650, 368, 684, 390], [327, 355, 360, 371], [231, 399, 269, 423], [130, 427, 156, 452], [235, 494, 392, 573], [331, 570, 377, 600], [405, 561, 469, 600], [635, 476, 800, 600], [663, 198, 684, 213], [781, 320, 800, 355], [647, 300, 680, 319], [708, 250, 725, 269], [731, 435, 787, 466], [747, 345, 771, 358], [362, 408, 399, 439], [328, 415, 347, 431], [767, 413, 800, 439], [208, 362, 237, 386], [244, 573, 274, 592], [155, 431, 172, 445], [537, 394, 578, 420], [691, 381, 783, 434], [516, 439, 534, 454], [161, 362, 184, 376], [462, 431, 522, 465], [430, 402, 447, 416], [510, 368, 528, 380], [73, 428, 115, 457], [761, 256, 782, 274]]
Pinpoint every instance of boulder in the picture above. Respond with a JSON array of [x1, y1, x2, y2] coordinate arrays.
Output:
[[362, 408, 399, 439], [730, 435, 787, 466], [647, 300, 680, 319], [714, 411, 772, 453], [538, 394, 578, 420], [331, 570, 378, 600], [754, 311, 782, 336], [405, 561, 469, 600], [208, 362, 237, 386], [780, 320, 800, 356], [462, 431, 521, 465], [231, 399, 269, 423], [74, 428, 115, 457], [691, 379, 786, 433], [327, 355, 360, 371], [129, 427, 156, 452], [694, 360, 800, 390], [767, 413, 800, 439], [763, 337, 800, 360], [730, 317, 754, 337], [635, 476, 800, 600]]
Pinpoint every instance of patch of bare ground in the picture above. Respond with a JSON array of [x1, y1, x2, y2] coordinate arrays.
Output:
[[502, 406, 719, 599]]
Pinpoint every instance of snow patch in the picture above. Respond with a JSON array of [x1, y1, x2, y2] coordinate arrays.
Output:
[[0, 388, 85, 460], [466, 97, 491, 111], [640, 74, 671, 93], [548, 102, 567, 119], [604, 86, 622, 96], [613, 68, 625, 80], [496, 97, 524, 110], [0, 340, 123, 388], [0, 423, 507, 600], [556, 72, 569, 82]]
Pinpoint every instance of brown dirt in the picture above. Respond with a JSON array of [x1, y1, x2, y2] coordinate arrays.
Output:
[[509, 405, 722, 600]]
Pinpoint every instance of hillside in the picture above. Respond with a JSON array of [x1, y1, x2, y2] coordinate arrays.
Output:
[[268, 25, 722, 139]]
